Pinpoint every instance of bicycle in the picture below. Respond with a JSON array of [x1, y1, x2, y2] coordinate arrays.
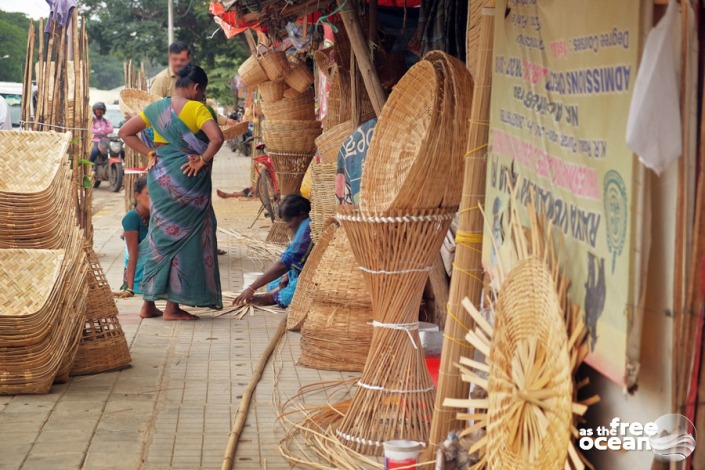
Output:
[[249, 143, 280, 228]]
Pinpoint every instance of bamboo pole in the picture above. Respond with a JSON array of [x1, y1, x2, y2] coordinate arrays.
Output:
[[245, 30, 258, 56], [222, 318, 287, 470], [21, 20, 34, 128], [425, 7, 495, 459], [336, 0, 386, 116]]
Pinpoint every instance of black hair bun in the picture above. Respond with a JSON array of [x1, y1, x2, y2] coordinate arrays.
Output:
[[178, 62, 194, 78]]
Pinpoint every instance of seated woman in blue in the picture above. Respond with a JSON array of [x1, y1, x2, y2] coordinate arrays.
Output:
[[119, 176, 163, 317], [233, 195, 312, 308]]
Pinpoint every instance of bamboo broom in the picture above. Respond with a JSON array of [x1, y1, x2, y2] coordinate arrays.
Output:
[[222, 317, 287, 470], [426, 7, 495, 458]]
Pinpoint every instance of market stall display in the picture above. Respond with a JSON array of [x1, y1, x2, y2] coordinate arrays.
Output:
[[332, 51, 473, 455]]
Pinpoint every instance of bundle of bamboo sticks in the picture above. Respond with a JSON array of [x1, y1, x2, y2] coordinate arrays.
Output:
[[122, 60, 148, 212], [21, 11, 93, 243]]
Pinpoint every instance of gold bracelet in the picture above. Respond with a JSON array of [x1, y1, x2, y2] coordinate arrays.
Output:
[[199, 155, 207, 165], [147, 150, 157, 159]]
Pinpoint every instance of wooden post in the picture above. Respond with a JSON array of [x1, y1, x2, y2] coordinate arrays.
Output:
[[425, 7, 495, 459], [336, 0, 386, 116], [245, 29, 257, 56]]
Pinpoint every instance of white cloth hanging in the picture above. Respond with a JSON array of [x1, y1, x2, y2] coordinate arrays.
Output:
[[625, 0, 681, 176]]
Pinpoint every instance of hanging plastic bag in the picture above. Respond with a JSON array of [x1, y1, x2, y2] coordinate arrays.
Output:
[[625, 0, 681, 176]]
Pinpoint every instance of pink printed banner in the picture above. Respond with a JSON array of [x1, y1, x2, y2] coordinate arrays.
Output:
[[483, 0, 641, 386]]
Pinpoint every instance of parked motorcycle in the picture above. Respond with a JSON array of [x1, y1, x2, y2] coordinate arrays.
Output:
[[93, 134, 125, 192]]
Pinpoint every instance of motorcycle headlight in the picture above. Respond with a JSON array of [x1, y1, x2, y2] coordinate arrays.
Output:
[[109, 141, 122, 154]]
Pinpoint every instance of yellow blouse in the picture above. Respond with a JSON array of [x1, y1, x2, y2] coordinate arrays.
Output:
[[140, 100, 215, 144]]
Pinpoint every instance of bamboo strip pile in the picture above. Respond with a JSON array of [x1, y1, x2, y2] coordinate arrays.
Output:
[[123, 60, 148, 212], [427, 8, 495, 457]]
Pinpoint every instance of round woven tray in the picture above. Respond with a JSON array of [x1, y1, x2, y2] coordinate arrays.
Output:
[[287, 219, 339, 331], [262, 89, 316, 121], [221, 121, 249, 140], [238, 54, 268, 87], [315, 121, 353, 164], [310, 161, 338, 243], [260, 51, 290, 83], [487, 256, 572, 468], [284, 63, 314, 93], [359, 53, 473, 212], [300, 302, 373, 372], [120, 88, 159, 117], [259, 80, 287, 102]]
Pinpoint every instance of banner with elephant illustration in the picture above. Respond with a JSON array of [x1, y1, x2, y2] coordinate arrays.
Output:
[[482, 0, 641, 385]]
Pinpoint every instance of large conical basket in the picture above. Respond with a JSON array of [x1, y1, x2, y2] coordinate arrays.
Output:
[[269, 151, 314, 196], [334, 206, 456, 455]]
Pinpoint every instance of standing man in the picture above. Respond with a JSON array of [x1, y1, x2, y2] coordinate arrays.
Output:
[[150, 41, 191, 97]]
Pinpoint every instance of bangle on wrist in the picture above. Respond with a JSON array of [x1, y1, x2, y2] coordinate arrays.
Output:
[[199, 155, 207, 165], [147, 150, 157, 159], [246, 285, 256, 293]]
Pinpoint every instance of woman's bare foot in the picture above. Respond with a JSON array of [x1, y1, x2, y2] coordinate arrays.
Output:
[[216, 189, 236, 199], [163, 304, 199, 321], [140, 301, 163, 318]]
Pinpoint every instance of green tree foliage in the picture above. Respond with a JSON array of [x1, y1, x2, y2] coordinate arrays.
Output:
[[0, 11, 34, 83], [79, 0, 250, 104], [89, 42, 126, 90]]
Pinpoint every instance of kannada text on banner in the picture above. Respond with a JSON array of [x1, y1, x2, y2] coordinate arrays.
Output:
[[483, 0, 641, 385]]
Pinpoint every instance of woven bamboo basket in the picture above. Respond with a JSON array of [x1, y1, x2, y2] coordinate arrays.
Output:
[[313, 47, 333, 74], [269, 151, 315, 196], [262, 89, 316, 121], [310, 161, 338, 243], [284, 63, 314, 93], [120, 88, 160, 116], [221, 121, 249, 140], [263, 120, 322, 155], [334, 206, 455, 455], [359, 53, 473, 212], [258, 80, 287, 102], [310, 218, 370, 307], [238, 54, 268, 87], [283, 88, 300, 99], [300, 302, 372, 372], [315, 121, 354, 164], [287, 219, 340, 331], [70, 242, 132, 376], [260, 51, 290, 83]]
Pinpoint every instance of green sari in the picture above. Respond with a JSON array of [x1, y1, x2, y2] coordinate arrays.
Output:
[[140, 98, 222, 308]]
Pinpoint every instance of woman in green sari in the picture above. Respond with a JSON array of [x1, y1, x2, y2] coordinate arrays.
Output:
[[119, 64, 224, 321]]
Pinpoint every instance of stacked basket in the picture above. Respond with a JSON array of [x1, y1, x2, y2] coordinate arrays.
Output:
[[334, 53, 474, 454], [253, 55, 320, 244], [0, 130, 131, 386], [298, 221, 373, 372]]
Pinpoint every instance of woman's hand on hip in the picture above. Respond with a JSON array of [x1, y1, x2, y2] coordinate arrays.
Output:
[[181, 155, 206, 177], [146, 150, 158, 171]]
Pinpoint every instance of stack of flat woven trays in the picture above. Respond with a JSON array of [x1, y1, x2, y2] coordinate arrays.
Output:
[[330, 52, 474, 455], [0, 130, 131, 387], [242, 52, 320, 244]]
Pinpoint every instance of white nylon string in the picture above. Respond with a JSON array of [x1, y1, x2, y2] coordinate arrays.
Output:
[[357, 265, 433, 275], [335, 429, 382, 448], [370, 321, 419, 349], [356, 381, 435, 394]]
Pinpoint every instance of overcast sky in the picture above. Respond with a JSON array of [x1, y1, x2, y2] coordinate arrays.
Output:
[[0, 0, 50, 19]]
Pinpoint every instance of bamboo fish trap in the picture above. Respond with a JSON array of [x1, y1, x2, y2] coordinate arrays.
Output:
[[334, 206, 456, 455], [443, 195, 598, 470]]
